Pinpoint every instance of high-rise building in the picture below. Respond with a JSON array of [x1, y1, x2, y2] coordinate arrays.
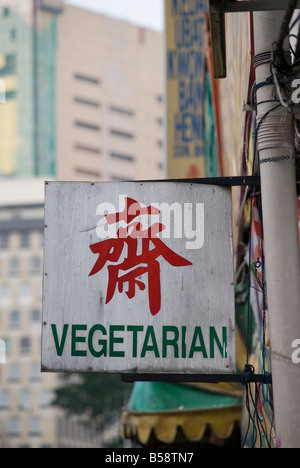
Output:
[[0, 0, 164, 180], [0, 0, 164, 447], [0, 0, 59, 177], [56, 3, 164, 181], [0, 179, 103, 447]]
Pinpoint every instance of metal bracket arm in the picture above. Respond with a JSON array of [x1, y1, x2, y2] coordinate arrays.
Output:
[[210, 0, 300, 13], [121, 373, 272, 384]]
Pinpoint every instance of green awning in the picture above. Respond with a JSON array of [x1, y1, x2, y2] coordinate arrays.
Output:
[[127, 381, 241, 412], [121, 381, 242, 445]]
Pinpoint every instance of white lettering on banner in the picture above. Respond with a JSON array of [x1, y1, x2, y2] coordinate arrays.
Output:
[[96, 195, 204, 250]]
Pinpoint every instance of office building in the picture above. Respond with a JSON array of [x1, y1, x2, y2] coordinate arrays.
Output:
[[0, 0, 164, 181], [0, 179, 103, 447], [0, 0, 164, 447]]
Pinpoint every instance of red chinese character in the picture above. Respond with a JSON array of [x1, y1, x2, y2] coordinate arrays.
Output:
[[89, 197, 192, 316]]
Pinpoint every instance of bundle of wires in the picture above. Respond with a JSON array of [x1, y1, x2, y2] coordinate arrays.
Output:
[[241, 1, 300, 448], [271, 0, 300, 155]]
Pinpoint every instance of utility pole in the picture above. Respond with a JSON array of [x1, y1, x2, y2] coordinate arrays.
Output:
[[253, 9, 300, 448]]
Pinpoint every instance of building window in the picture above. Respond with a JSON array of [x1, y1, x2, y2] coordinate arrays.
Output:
[[75, 144, 101, 155], [0, 233, 9, 249], [0, 391, 10, 410], [40, 390, 53, 408], [20, 232, 30, 248], [109, 105, 134, 116], [39, 232, 44, 248], [19, 283, 31, 304], [0, 285, 11, 305], [0, 54, 16, 76], [30, 310, 40, 323], [110, 129, 134, 139], [3, 7, 10, 17], [9, 363, 21, 382], [10, 28, 17, 41], [110, 152, 134, 162], [30, 363, 41, 382], [74, 121, 100, 132], [29, 417, 42, 437], [10, 310, 20, 328], [5, 90, 17, 100], [74, 73, 100, 85], [30, 257, 41, 275], [19, 390, 32, 411], [75, 167, 102, 178], [7, 418, 21, 437], [74, 97, 100, 108], [20, 337, 31, 355], [10, 258, 20, 277]]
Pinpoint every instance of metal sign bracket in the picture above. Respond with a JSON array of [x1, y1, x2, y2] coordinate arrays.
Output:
[[121, 373, 272, 384], [209, 0, 299, 78]]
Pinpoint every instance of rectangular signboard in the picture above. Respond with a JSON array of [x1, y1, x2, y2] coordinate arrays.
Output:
[[41, 181, 236, 374], [166, 0, 207, 179]]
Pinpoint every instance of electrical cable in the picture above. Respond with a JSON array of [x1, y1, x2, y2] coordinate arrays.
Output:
[[259, 203, 275, 447], [240, 2, 300, 447], [241, 1, 299, 448], [275, 0, 298, 68], [241, 80, 278, 448]]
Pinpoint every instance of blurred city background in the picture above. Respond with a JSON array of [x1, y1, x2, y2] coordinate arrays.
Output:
[[0, 0, 257, 449], [0, 0, 165, 448]]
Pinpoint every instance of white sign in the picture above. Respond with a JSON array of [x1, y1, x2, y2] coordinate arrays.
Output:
[[41, 182, 236, 374]]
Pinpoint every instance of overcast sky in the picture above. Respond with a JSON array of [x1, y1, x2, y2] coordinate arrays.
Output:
[[64, 0, 164, 30]]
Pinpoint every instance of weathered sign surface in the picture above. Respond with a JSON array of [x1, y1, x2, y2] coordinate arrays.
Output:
[[41, 181, 236, 374]]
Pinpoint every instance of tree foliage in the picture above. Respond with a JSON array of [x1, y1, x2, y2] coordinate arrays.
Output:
[[53, 373, 128, 426]]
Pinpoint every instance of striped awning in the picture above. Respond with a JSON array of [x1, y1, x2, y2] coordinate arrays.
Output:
[[121, 381, 243, 445]]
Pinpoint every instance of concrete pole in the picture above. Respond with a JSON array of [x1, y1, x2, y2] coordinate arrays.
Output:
[[253, 11, 300, 448]]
